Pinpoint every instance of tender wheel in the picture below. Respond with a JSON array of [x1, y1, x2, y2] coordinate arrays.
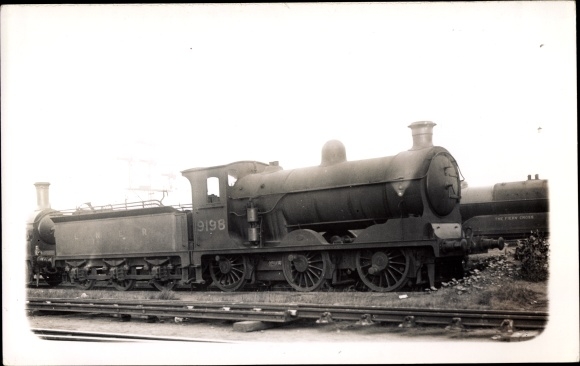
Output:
[[75, 279, 96, 290], [282, 251, 331, 292], [356, 248, 410, 292], [43, 272, 63, 287], [152, 280, 176, 291], [209, 255, 249, 292], [112, 279, 136, 291]]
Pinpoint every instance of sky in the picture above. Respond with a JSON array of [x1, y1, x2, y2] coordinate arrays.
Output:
[[2, 3, 578, 364], [2, 2, 576, 210]]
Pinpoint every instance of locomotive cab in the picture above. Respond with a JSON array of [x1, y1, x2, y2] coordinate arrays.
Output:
[[182, 161, 269, 250]]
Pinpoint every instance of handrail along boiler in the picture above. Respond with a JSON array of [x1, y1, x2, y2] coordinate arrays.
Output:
[[27, 122, 504, 292]]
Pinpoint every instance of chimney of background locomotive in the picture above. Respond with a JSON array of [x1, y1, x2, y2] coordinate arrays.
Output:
[[34, 182, 51, 210], [408, 121, 436, 150]]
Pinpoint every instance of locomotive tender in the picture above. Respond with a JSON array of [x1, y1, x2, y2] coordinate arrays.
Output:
[[461, 175, 549, 246], [27, 122, 501, 292]]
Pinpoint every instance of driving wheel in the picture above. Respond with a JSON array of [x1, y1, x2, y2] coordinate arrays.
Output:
[[356, 248, 410, 292], [209, 254, 249, 292], [282, 251, 331, 292]]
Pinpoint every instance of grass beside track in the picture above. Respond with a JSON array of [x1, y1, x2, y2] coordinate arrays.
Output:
[[27, 279, 546, 312]]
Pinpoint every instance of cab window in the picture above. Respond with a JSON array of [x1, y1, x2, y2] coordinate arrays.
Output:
[[207, 177, 220, 203], [227, 170, 238, 187]]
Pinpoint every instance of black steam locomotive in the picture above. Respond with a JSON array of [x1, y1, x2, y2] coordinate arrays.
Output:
[[27, 122, 502, 292]]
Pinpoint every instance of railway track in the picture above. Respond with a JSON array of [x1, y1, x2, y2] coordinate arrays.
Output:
[[31, 328, 236, 343], [27, 297, 548, 331]]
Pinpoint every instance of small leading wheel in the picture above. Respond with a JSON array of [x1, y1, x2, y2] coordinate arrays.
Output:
[[209, 254, 249, 292], [356, 248, 410, 292], [282, 251, 331, 292], [75, 279, 96, 290], [152, 280, 176, 291], [112, 279, 136, 291]]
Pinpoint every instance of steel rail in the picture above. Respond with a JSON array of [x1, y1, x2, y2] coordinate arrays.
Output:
[[30, 328, 237, 343], [28, 298, 295, 323], [27, 297, 548, 330]]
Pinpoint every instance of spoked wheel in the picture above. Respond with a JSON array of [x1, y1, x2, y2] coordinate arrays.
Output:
[[75, 279, 96, 290], [282, 251, 331, 292], [209, 255, 249, 292], [356, 248, 410, 292], [112, 279, 136, 291], [43, 272, 63, 287], [152, 280, 176, 291]]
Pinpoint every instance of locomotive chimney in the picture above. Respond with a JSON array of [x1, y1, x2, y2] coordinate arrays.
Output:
[[34, 182, 51, 210], [408, 121, 436, 150]]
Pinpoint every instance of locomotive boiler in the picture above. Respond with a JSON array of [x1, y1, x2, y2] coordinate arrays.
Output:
[[27, 122, 501, 293]]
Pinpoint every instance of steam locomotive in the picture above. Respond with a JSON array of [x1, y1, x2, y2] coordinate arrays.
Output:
[[27, 122, 503, 292]]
